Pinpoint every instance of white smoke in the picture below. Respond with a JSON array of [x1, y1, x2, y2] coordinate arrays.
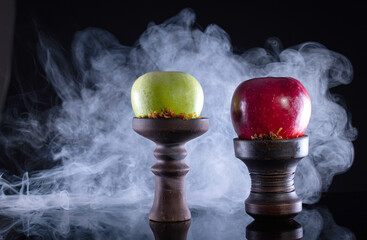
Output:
[[0, 203, 355, 239], [0, 8, 357, 213]]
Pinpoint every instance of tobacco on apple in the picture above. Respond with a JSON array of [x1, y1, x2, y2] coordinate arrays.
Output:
[[131, 71, 204, 119], [231, 77, 311, 140]]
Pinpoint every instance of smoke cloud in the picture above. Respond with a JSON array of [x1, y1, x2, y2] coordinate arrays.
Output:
[[0, 203, 355, 239], [0, 8, 357, 214]]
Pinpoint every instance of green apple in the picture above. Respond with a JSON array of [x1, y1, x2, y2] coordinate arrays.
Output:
[[131, 71, 204, 118]]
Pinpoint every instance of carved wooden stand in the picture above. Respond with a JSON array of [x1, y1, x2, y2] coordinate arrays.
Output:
[[234, 136, 308, 220], [133, 118, 209, 222]]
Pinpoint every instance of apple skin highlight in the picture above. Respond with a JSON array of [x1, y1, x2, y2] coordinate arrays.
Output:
[[131, 71, 204, 118], [231, 77, 311, 140]]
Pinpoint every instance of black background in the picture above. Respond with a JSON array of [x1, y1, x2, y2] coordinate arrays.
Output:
[[7, 0, 366, 191], [1, 0, 367, 237]]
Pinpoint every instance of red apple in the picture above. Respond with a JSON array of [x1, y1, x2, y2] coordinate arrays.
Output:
[[231, 77, 311, 140]]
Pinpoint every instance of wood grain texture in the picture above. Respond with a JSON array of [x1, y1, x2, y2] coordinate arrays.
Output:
[[234, 136, 308, 220], [150, 220, 191, 240], [133, 118, 209, 222]]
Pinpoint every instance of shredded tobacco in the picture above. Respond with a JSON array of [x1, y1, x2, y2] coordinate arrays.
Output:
[[138, 107, 202, 120], [251, 127, 283, 140]]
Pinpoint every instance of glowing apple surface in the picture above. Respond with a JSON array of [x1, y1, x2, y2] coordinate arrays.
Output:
[[231, 77, 311, 139], [131, 71, 204, 118]]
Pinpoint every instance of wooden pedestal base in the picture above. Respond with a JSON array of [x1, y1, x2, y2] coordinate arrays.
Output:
[[133, 118, 209, 222], [234, 136, 308, 219]]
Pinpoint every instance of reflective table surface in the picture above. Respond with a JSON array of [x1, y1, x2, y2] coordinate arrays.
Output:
[[0, 193, 365, 239]]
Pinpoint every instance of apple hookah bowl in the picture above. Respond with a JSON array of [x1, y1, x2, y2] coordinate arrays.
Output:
[[233, 135, 308, 220], [132, 118, 209, 222]]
